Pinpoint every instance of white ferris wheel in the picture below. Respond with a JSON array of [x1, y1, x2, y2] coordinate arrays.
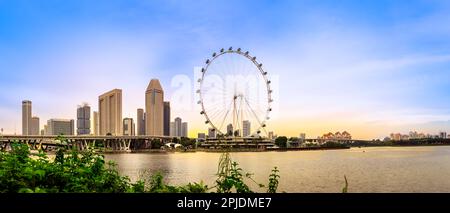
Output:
[[197, 47, 273, 138]]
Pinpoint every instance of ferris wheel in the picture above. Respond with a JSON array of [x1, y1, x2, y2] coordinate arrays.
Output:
[[197, 47, 273, 138]]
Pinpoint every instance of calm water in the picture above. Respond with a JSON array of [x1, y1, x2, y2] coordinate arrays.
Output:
[[105, 146, 450, 192]]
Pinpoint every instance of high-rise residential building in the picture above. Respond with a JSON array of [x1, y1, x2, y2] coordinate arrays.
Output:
[[77, 103, 91, 135], [163, 101, 170, 136], [208, 128, 216, 139], [92, 111, 99, 135], [170, 122, 176, 136], [137, 108, 145, 135], [182, 122, 188, 137], [30, 117, 40, 135], [145, 79, 164, 136], [439, 132, 447, 139], [99, 89, 122, 136], [40, 129, 44, 136], [123, 118, 135, 136], [47, 119, 74, 135], [242, 120, 251, 137], [227, 124, 233, 136], [174, 117, 182, 136], [22, 100, 32, 135]]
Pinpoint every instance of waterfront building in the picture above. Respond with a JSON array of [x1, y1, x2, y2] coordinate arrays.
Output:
[[163, 102, 171, 136], [137, 108, 145, 135], [30, 117, 40, 135], [77, 103, 91, 135], [145, 79, 164, 136], [22, 100, 32, 135], [242, 120, 251, 137], [123, 118, 135, 136], [47, 119, 74, 135], [99, 89, 122, 136]]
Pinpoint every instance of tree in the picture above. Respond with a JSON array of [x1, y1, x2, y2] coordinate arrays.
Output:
[[151, 139, 163, 149], [275, 136, 288, 148]]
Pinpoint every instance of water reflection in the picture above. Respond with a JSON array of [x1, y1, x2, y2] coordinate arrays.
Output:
[[105, 146, 450, 192]]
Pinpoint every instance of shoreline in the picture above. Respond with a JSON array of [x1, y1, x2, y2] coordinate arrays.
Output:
[[37, 144, 450, 154]]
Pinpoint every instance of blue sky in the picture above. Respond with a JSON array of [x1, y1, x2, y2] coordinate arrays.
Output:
[[1, 0, 450, 138]]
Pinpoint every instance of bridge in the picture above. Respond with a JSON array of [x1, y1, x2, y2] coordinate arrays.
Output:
[[0, 135, 176, 152]]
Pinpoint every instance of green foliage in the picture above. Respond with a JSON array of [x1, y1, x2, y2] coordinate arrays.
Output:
[[342, 175, 348, 193], [0, 141, 142, 193], [214, 152, 279, 193], [1, 139, 281, 193], [180, 137, 195, 148], [321, 141, 349, 148], [267, 167, 280, 193], [275, 136, 288, 148], [151, 139, 163, 149]]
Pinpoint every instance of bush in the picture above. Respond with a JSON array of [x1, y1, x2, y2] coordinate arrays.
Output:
[[0, 140, 280, 193]]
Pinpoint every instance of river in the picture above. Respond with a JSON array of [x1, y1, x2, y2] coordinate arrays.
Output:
[[104, 146, 450, 192]]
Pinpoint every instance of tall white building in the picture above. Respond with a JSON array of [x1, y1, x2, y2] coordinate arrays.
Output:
[[123, 118, 135, 136], [242, 120, 251, 137], [77, 103, 91, 135], [22, 100, 32, 135], [174, 117, 182, 136], [170, 122, 176, 136], [30, 117, 40, 135], [99, 89, 122, 136], [145, 79, 164, 136], [137, 108, 145, 136], [92, 111, 99, 136], [182, 122, 188, 137]]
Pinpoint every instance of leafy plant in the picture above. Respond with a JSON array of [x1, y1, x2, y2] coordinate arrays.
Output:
[[342, 175, 348, 193]]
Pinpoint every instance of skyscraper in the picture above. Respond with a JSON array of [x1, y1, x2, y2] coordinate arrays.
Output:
[[242, 120, 251, 137], [182, 122, 188, 137], [99, 89, 122, 136], [208, 128, 216, 139], [174, 117, 182, 136], [47, 119, 74, 135], [30, 117, 40, 135], [163, 101, 170, 136], [145, 79, 164, 136], [137, 108, 145, 135], [93, 111, 99, 136], [170, 122, 176, 136], [77, 103, 91, 135], [123, 118, 135, 136], [22, 100, 32, 135]]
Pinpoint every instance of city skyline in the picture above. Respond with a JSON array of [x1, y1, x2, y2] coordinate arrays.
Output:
[[1, 1, 450, 139]]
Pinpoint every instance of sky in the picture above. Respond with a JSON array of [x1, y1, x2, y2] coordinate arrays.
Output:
[[1, 0, 450, 139]]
